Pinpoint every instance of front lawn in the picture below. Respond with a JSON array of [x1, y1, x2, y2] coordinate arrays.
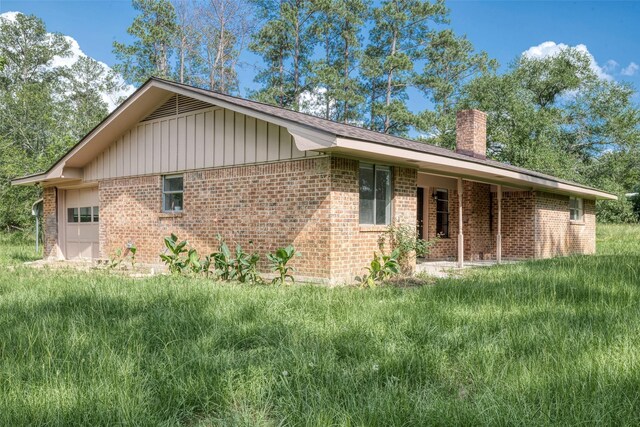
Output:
[[1, 225, 639, 425]]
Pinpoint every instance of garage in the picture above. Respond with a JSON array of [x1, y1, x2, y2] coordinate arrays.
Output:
[[64, 188, 99, 260]]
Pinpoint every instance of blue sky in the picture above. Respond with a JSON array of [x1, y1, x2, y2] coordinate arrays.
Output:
[[3, 0, 640, 106]]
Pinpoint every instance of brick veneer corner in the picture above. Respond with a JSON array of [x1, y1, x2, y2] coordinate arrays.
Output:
[[43, 186, 58, 259], [327, 157, 417, 282]]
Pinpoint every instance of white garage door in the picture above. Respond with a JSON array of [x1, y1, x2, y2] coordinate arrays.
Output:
[[65, 188, 99, 260]]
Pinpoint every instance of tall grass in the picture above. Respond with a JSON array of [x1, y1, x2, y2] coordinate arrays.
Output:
[[0, 225, 639, 425]]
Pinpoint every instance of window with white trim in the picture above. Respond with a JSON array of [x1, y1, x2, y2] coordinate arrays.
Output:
[[162, 175, 184, 212], [359, 163, 391, 225], [569, 196, 583, 221]]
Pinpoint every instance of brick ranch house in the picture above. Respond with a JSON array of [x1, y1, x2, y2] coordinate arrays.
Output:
[[13, 78, 616, 283]]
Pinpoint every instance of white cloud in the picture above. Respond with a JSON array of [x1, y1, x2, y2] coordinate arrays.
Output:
[[1, 11, 134, 111], [0, 10, 20, 21], [603, 59, 619, 73], [522, 41, 613, 81], [621, 62, 639, 76]]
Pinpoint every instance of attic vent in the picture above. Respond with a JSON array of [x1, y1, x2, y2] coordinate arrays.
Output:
[[142, 95, 177, 121], [177, 94, 212, 114], [142, 94, 213, 121]]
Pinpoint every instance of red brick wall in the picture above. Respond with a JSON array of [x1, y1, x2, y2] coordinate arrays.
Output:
[[100, 157, 333, 280], [43, 186, 58, 259], [494, 191, 536, 259], [463, 181, 494, 260], [327, 158, 417, 281], [535, 192, 596, 257], [425, 186, 537, 261], [92, 157, 594, 281], [99, 156, 417, 283]]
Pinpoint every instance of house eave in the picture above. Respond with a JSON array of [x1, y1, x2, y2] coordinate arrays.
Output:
[[333, 137, 618, 201]]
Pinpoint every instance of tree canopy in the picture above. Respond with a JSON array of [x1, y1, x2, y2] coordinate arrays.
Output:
[[2, 1, 639, 227]]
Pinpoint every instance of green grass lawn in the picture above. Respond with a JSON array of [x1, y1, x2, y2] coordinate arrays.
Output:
[[1, 225, 639, 425]]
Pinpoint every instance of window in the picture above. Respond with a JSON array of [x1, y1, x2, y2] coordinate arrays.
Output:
[[80, 207, 92, 223], [570, 196, 583, 222], [359, 164, 391, 225], [163, 175, 184, 212], [67, 206, 99, 223], [435, 189, 449, 238], [67, 207, 79, 223]]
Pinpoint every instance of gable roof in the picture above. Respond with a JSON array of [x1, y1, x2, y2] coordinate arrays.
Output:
[[12, 77, 616, 200]]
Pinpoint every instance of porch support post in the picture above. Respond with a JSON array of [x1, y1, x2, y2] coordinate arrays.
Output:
[[497, 185, 502, 264], [457, 178, 464, 268]]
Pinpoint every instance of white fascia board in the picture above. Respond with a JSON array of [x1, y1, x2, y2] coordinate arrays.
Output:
[[336, 137, 617, 200]]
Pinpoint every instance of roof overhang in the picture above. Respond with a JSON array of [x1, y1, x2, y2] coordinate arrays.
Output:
[[330, 138, 617, 200], [12, 79, 335, 186], [11, 78, 617, 201]]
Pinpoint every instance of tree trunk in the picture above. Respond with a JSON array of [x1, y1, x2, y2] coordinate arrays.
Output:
[[343, 30, 350, 123], [384, 31, 397, 134]]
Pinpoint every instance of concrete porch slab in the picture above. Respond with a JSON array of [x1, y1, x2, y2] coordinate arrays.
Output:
[[416, 259, 516, 278]]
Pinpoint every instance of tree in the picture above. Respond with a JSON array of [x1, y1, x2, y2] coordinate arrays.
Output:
[[0, 13, 120, 229], [461, 47, 640, 190], [308, 0, 369, 123], [191, 0, 254, 93], [250, 0, 318, 109], [172, 0, 199, 84], [113, 0, 177, 85], [363, 0, 447, 135], [62, 56, 128, 139], [415, 29, 496, 147]]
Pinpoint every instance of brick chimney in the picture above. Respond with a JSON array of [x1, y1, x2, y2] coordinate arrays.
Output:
[[456, 109, 487, 159]]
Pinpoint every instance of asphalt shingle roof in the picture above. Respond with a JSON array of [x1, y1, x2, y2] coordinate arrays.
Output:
[[155, 78, 603, 193]]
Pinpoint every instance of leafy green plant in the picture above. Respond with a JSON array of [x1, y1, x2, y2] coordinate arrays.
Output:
[[107, 243, 137, 270], [211, 234, 234, 280], [233, 243, 262, 284], [108, 248, 123, 270], [159, 234, 189, 274], [267, 245, 300, 285], [379, 222, 438, 272], [187, 248, 202, 274], [128, 245, 137, 268], [356, 248, 401, 288]]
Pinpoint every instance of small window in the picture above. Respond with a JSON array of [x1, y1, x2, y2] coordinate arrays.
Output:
[[163, 175, 184, 212], [570, 197, 583, 222], [93, 206, 99, 223], [67, 207, 79, 223], [359, 164, 391, 225], [80, 207, 92, 223], [435, 189, 449, 238]]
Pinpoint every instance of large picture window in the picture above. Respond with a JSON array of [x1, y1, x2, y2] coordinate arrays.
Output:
[[435, 189, 449, 238], [162, 175, 184, 212], [359, 164, 391, 225], [569, 196, 583, 222]]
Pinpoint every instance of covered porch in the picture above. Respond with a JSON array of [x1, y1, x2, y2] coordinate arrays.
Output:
[[416, 171, 534, 268]]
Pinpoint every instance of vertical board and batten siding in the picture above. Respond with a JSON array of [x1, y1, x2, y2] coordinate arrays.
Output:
[[84, 106, 318, 182]]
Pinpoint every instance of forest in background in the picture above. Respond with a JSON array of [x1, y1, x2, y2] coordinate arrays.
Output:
[[1, 0, 639, 230]]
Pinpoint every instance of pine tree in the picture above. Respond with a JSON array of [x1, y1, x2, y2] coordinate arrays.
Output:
[[113, 0, 177, 85], [415, 29, 497, 147], [250, 0, 319, 109], [309, 0, 369, 123], [363, 0, 447, 135]]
